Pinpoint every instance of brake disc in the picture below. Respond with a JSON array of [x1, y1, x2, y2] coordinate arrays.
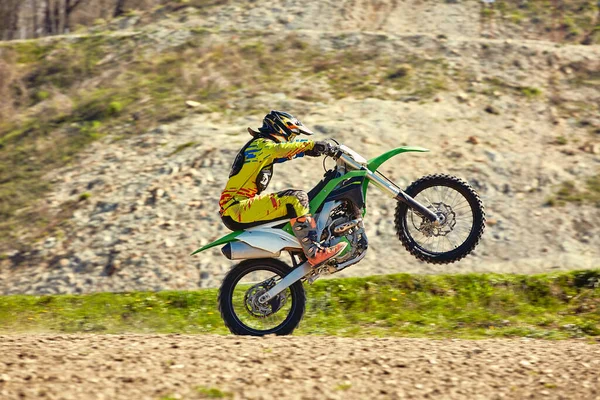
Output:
[[414, 202, 457, 237], [244, 280, 287, 318]]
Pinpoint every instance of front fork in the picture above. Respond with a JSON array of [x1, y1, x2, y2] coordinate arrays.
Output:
[[395, 190, 440, 223]]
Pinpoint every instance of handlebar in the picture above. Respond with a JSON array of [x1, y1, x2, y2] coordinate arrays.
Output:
[[325, 145, 341, 158]]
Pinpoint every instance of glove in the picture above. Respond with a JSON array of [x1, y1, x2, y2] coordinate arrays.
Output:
[[305, 141, 331, 157], [325, 144, 340, 157]]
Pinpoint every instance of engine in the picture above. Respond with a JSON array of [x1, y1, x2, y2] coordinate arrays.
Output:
[[321, 203, 369, 271]]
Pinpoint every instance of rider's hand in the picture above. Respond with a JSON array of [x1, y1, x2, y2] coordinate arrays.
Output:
[[305, 141, 331, 157], [325, 144, 340, 158]]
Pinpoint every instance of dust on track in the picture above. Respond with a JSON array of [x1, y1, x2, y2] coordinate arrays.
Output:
[[0, 335, 599, 400]]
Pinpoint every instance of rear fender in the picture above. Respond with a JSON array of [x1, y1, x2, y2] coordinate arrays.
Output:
[[191, 231, 242, 255], [191, 220, 301, 256], [236, 229, 301, 253]]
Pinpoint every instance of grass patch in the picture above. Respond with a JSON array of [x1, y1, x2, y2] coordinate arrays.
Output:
[[482, 78, 544, 100], [510, 11, 525, 25], [335, 383, 352, 391], [494, 0, 600, 44], [519, 86, 542, 98], [169, 141, 197, 156], [547, 175, 600, 207], [35, 90, 50, 102], [554, 136, 568, 145], [0, 270, 599, 339], [78, 192, 92, 202], [196, 386, 232, 398]]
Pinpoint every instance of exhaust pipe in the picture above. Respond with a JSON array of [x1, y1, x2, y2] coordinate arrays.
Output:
[[222, 242, 281, 260]]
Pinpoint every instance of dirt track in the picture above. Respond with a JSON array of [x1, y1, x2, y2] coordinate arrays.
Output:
[[1, 335, 599, 400]]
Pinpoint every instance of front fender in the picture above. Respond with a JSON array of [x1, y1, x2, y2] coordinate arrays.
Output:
[[367, 146, 429, 172]]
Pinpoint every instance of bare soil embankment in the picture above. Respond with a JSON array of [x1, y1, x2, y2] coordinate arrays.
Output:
[[1, 335, 599, 400], [1, 0, 599, 295]]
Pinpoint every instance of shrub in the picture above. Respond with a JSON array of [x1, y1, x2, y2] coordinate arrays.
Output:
[[78, 192, 91, 202], [554, 136, 567, 145], [35, 90, 50, 102], [108, 101, 124, 116], [386, 65, 413, 80], [519, 86, 542, 98]]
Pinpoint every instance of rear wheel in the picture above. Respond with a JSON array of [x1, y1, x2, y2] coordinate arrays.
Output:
[[394, 174, 485, 264], [218, 258, 306, 336]]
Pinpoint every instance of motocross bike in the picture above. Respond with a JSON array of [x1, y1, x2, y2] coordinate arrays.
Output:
[[192, 143, 485, 336]]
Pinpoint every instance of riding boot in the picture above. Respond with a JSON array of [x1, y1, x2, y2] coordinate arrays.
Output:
[[290, 215, 347, 267]]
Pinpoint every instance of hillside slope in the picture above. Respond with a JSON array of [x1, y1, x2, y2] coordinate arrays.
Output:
[[0, 0, 599, 294]]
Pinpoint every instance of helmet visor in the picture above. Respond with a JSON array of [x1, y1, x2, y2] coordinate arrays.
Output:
[[296, 124, 314, 135], [286, 119, 314, 136]]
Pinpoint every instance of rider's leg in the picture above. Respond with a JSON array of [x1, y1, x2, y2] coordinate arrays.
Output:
[[221, 190, 346, 266], [290, 214, 347, 266], [221, 190, 309, 225], [277, 190, 347, 267], [221, 193, 291, 224]]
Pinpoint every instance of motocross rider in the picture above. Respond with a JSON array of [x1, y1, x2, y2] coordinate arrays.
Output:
[[219, 110, 347, 266]]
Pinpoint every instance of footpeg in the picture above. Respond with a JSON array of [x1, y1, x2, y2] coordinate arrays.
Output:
[[307, 273, 320, 284]]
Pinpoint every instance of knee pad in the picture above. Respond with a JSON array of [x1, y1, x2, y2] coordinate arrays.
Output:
[[277, 189, 309, 209], [295, 191, 309, 209]]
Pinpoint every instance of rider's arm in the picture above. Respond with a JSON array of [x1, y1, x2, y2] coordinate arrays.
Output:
[[261, 139, 315, 162]]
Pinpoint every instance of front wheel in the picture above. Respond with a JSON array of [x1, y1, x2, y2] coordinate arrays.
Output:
[[218, 258, 306, 336], [394, 174, 485, 264]]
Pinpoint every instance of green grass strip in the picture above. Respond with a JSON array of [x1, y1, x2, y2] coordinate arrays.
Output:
[[0, 270, 598, 339]]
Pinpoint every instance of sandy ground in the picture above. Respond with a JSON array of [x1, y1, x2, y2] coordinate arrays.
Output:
[[0, 335, 599, 400]]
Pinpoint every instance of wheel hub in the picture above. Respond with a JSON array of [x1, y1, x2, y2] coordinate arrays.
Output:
[[416, 202, 456, 237], [244, 280, 287, 318]]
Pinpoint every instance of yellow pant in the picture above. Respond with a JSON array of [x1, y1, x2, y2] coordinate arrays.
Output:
[[221, 190, 309, 225]]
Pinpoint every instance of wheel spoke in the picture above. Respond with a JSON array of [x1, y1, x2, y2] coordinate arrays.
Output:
[[449, 189, 461, 209], [440, 185, 450, 204], [453, 203, 473, 212], [445, 236, 457, 250]]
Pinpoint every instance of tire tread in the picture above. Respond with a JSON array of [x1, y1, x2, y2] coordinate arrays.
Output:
[[394, 174, 485, 264], [218, 259, 306, 336]]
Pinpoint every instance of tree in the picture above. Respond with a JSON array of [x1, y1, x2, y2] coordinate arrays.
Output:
[[53, 0, 61, 33], [43, 0, 56, 35], [64, 0, 87, 33], [32, 0, 39, 38], [114, 0, 127, 17], [9, 1, 21, 40], [0, 0, 22, 40], [581, 2, 600, 45]]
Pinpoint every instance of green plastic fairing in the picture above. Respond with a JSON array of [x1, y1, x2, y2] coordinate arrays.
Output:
[[280, 170, 368, 235], [191, 231, 242, 255], [367, 146, 429, 172], [308, 170, 368, 212]]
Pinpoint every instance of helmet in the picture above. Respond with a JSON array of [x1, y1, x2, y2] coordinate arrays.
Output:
[[252, 110, 314, 142]]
